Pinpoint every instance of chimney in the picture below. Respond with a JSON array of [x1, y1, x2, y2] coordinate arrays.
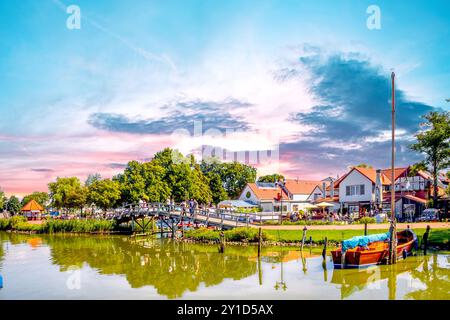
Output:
[[322, 181, 326, 198], [375, 169, 382, 208], [330, 179, 335, 198]]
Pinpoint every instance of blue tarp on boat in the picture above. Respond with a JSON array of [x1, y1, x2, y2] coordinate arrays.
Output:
[[342, 232, 390, 253]]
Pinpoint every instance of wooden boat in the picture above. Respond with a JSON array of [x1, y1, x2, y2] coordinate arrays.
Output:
[[331, 229, 417, 269]]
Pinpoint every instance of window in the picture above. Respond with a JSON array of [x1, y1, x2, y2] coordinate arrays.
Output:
[[346, 184, 365, 196]]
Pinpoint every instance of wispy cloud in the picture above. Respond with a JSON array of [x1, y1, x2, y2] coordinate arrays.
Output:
[[88, 98, 251, 134], [277, 46, 436, 175]]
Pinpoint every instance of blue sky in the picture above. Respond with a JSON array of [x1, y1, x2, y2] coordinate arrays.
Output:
[[0, 0, 449, 195]]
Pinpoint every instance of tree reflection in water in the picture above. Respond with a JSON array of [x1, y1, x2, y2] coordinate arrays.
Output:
[[44, 235, 259, 299]]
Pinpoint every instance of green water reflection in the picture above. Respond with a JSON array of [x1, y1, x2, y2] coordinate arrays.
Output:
[[0, 232, 448, 299]]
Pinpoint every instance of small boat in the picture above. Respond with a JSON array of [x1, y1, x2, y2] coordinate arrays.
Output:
[[331, 229, 417, 269]]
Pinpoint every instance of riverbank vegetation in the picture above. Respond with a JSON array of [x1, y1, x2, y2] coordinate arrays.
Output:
[[0, 216, 125, 233], [184, 227, 449, 248]]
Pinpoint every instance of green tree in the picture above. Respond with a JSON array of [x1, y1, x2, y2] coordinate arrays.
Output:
[[116, 160, 170, 204], [200, 158, 257, 198], [257, 174, 285, 183], [0, 189, 6, 211], [21, 192, 49, 208], [85, 173, 102, 187], [115, 161, 147, 204], [220, 162, 257, 198], [6, 196, 21, 215], [48, 177, 87, 213], [410, 111, 450, 206], [206, 172, 228, 204], [141, 162, 171, 202], [152, 149, 211, 203], [408, 162, 428, 177], [87, 179, 121, 212], [355, 163, 373, 169]]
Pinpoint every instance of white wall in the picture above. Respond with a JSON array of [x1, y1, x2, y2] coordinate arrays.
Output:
[[292, 194, 309, 201], [307, 186, 323, 201], [339, 170, 374, 203], [238, 185, 260, 204]]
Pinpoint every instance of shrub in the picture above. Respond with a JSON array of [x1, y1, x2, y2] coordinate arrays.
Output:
[[41, 219, 117, 233], [185, 227, 272, 242], [0, 218, 11, 230], [357, 217, 376, 225]]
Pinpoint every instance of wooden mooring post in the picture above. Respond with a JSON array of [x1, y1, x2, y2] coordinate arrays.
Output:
[[218, 231, 226, 253], [171, 219, 175, 239], [322, 237, 328, 261], [309, 236, 312, 255], [300, 226, 307, 252], [258, 227, 262, 257], [422, 225, 430, 255], [364, 222, 368, 236]]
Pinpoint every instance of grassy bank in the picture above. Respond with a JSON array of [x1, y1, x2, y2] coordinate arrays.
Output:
[[184, 227, 271, 242], [184, 227, 449, 248], [0, 216, 132, 234]]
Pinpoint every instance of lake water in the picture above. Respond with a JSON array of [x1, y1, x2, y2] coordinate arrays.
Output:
[[0, 232, 448, 300]]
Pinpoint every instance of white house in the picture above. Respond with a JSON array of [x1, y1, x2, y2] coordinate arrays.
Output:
[[335, 167, 391, 216], [239, 180, 321, 213]]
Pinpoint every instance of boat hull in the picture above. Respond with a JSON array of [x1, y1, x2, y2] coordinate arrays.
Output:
[[331, 229, 417, 269]]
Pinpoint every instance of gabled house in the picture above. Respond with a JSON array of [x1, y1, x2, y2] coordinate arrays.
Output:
[[239, 179, 321, 212], [335, 165, 445, 219], [239, 182, 289, 212]]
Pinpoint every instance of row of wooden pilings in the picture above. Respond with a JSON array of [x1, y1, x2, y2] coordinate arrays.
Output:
[[218, 226, 329, 265]]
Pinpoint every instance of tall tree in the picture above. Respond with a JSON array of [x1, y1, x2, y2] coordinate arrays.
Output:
[[200, 158, 257, 198], [220, 161, 257, 198], [152, 149, 212, 203], [6, 196, 21, 215], [115, 161, 147, 204], [0, 189, 6, 211], [410, 111, 450, 206], [116, 160, 170, 204], [21, 192, 49, 207], [206, 172, 227, 204], [87, 179, 121, 212], [48, 177, 87, 212], [85, 173, 102, 187], [257, 174, 285, 183]]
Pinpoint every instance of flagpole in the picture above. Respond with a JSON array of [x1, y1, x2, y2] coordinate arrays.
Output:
[[389, 71, 397, 264]]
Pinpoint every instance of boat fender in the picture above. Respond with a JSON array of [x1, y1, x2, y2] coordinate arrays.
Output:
[[402, 249, 407, 260], [0, 274, 3, 288]]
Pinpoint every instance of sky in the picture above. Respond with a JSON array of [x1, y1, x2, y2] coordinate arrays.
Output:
[[0, 0, 449, 196]]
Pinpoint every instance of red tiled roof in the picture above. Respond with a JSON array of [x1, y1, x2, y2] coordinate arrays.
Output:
[[21, 199, 44, 212], [247, 183, 289, 201], [284, 179, 322, 195], [382, 167, 408, 181], [403, 194, 427, 204]]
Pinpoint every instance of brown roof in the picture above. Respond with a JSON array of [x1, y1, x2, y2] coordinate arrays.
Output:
[[403, 194, 427, 204], [339, 167, 391, 185], [382, 167, 408, 181], [247, 183, 289, 201], [284, 179, 322, 195], [21, 199, 44, 212]]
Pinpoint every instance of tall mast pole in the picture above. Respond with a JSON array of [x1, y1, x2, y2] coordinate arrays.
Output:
[[389, 72, 397, 264]]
